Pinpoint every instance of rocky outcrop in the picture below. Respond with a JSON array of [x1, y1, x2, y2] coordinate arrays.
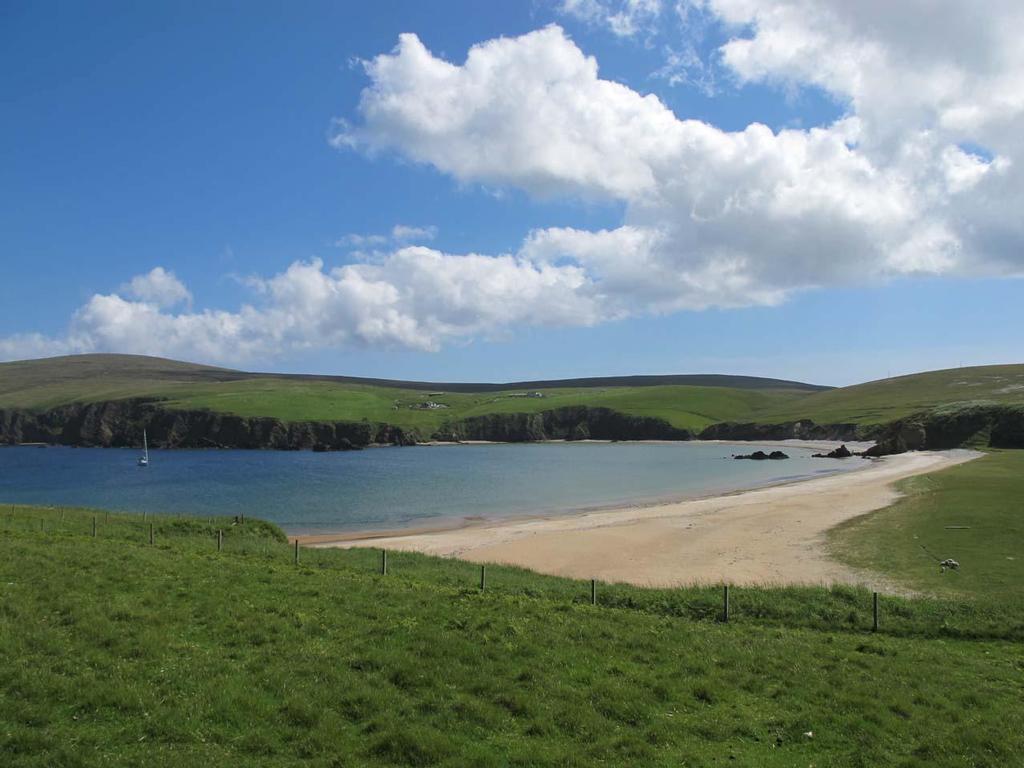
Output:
[[435, 406, 691, 443], [733, 450, 789, 460], [812, 444, 853, 458], [0, 399, 418, 450], [698, 420, 862, 442], [863, 403, 1024, 457]]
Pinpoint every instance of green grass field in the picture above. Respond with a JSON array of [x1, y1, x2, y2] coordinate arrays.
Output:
[[1, 484, 1023, 766], [830, 449, 1024, 598]]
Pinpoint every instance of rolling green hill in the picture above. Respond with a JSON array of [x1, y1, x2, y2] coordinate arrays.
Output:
[[0, 354, 818, 433], [755, 364, 1024, 426], [1, 354, 1023, 434]]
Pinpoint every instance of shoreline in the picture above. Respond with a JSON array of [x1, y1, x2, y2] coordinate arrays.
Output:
[[303, 448, 979, 590], [294, 439, 877, 541], [288, 439, 877, 539]]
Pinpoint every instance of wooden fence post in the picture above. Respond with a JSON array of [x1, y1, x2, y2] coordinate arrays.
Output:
[[723, 585, 730, 623], [872, 592, 879, 632], [591, 579, 597, 606], [381, 549, 388, 575], [294, 539, 300, 565], [149, 523, 154, 546], [480, 565, 486, 591], [92, 516, 97, 538], [217, 529, 223, 552]]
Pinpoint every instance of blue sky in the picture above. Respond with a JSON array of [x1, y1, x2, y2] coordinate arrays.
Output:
[[2, 0, 1022, 386]]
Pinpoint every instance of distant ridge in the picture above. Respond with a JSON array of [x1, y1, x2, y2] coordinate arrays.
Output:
[[253, 371, 832, 393], [0, 354, 832, 393]]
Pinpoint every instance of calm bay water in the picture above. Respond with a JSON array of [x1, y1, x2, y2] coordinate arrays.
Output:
[[0, 443, 862, 534]]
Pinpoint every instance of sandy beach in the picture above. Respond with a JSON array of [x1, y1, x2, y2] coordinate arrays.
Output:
[[302, 447, 979, 590]]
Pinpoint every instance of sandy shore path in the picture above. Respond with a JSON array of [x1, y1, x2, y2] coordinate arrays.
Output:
[[303, 450, 978, 589]]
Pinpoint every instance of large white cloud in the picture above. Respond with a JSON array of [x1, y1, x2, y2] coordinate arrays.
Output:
[[0, 251, 600, 364], [702, 0, 1024, 274], [339, 20, 1023, 317]]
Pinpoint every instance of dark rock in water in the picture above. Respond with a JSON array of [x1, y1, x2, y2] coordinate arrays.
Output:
[[734, 450, 789, 460], [812, 444, 853, 458]]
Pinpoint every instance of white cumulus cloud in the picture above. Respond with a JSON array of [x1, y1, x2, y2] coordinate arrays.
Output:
[[339, 21, 1024, 317], [121, 267, 192, 308], [0, 251, 600, 364]]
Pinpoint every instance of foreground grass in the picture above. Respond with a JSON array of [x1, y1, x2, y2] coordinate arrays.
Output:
[[830, 450, 1024, 598], [1, 505, 1023, 766]]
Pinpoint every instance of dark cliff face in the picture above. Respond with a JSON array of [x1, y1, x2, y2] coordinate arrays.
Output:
[[697, 420, 862, 442], [0, 400, 418, 450], [3, 398, 1021, 453], [434, 406, 691, 443], [0, 401, 688, 449], [864, 404, 1024, 456]]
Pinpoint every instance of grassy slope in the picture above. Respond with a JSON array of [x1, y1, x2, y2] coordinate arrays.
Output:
[[0, 355, 812, 432], [157, 380, 810, 432], [1, 505, 1022, 766], [3, 355, 1024, 432], [756, 364, 1024, 426], [830, 450, 1024, 598]]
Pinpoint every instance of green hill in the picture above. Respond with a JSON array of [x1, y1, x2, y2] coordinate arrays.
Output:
[[1, 354, 1023, 434], [755, 364, 1024, 426], [0, 354, 820, 433]]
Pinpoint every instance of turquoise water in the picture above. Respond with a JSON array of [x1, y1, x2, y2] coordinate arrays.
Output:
[[0, 443, 862, 534]]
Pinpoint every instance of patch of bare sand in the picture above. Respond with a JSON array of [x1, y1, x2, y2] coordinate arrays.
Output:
[[303, 450, 978, 590]]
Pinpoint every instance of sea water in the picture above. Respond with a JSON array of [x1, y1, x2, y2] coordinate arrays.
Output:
[[0, 442, 863, 534]]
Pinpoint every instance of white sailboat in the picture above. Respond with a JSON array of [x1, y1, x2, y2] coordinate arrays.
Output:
[[138, 429, 149, 467]]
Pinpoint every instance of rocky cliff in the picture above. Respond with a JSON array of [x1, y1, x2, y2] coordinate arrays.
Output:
[[0, 399, 418, 450], [697, 420, 863, 442], [863, 403, 1024, 456], [3, 398, 1021, 454], [0, 401, 686, 449], [434, 406, 691, 442]]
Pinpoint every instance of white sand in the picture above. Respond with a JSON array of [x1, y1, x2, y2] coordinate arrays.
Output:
[[302, 449, 978, 590]]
